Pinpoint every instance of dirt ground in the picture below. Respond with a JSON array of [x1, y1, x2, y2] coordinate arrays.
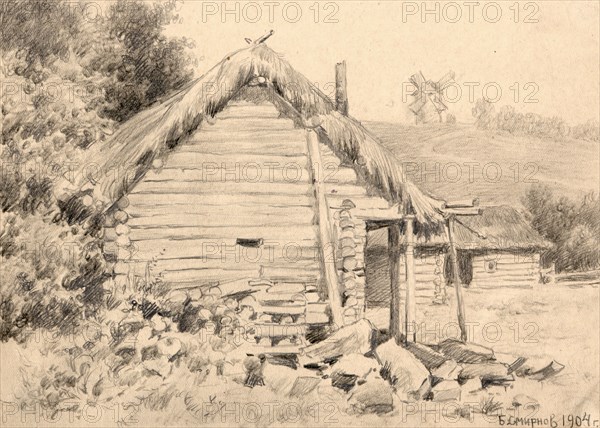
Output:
[[367, 281, 600, 426]]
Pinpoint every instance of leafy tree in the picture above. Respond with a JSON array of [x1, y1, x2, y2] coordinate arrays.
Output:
[[523, 184, 599, 273]]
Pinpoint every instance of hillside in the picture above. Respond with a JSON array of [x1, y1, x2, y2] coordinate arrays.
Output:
[[365, 122, 600, 207]]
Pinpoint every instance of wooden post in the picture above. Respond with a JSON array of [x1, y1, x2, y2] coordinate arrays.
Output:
[[404, 216, 417, 343], [306, 129, 344, 328], [388, 224, 404, 344], [335, 61, 349, 115], [446, 215, 468, 342]]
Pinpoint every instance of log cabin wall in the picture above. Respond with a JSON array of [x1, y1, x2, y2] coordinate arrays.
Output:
[[470, 252, 541, 288], [103, 102, 339, 343], [317, 143, 397, 324]]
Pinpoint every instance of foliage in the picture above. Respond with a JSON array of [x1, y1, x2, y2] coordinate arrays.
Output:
[[472, 98, 599, 142], [523, 184, 599, 272], [1, 0, 194, 340], [91, 0, 196, 122]]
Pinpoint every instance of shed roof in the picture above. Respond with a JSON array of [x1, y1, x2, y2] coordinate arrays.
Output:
[[59, 42, 445, 231]]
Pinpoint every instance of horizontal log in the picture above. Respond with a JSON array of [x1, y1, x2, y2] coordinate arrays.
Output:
[[130, 180, 315, 197], [216, 104, 281, 119], [127, 203, 315, 222], [259, 304, 305, 315], [306, 302, 329, 313], [167, 151, 309, 170], [200, 117, 297, 131], [196, 129, 303, 141], [250, 324, 307, 337], [126, 240, 319, 262], [126, 210, 316, 228], [127, 225, 318, 242], [472, 256, 539, 265], [305, 312, 329, 324], [260, 266, 320, 282], [126, 193, 314, 209], [473, 273, 536, 282], [116, 269, 260, 288], [142, 166, 312, 185], [116, 258, 319, 280], [266, 283, 306, 294], [257, 291, 306, 303], [185, 138, 306, 155]]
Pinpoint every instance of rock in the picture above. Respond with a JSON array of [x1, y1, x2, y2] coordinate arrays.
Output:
[[429, 380, 461, 402], [512, 394, 539, 410], [406, 342, 448, 370], [156, 336, 181, 359], [376, 340, 430, 400], [461, 378, 483, 395], [431, 360, 462, 381], [287, 376, 322, 398], [262, 361, 296, 393], [436, 339, 495, 364], [348, 378, 394, 414], [330, 354, 379, 378], [301, 319, 376, 361], [331, 372, 359, 392], [458, 362, 509, 382]]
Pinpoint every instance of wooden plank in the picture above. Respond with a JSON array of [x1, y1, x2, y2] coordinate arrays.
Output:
[[127, 204, 315, 220], [404, 216, 417, 343], [141, 167, 312, 185], [306, 302, 329, 313], [128, 225, 317, 242], [183, 139, 307, 155], [126, 210, 315, 228], [260, 266, 320, 282], [259, 305, 305, 315], [216, 104, 281, 119], [250, 324, 307, 337], [447, 216, 468, 342], [335, 61, 349, 115], [306, 129, 344, 327], [130, 180, 314, 196], [164, 151, 310, 170], [125, 243, 319, 263], [203, 117, 297, 131], [389, 224, 403, 343], [127, 193, 313, 208]]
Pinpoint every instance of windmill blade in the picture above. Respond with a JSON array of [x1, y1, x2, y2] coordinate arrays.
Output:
[[436, 70, 456, 91], [409, 71, 427, 95], [409, 96, 428, 114], [429, 92, 448, 113]]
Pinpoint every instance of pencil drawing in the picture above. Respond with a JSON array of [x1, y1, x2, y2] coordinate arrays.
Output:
[[1, 1, 598, 427]]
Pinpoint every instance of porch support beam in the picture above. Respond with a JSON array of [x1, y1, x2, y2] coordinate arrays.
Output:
[[404, 215, 417, 343], [306, 129, 344, 328], [388, 224, 404, 344], [446, 215, 468, 342]]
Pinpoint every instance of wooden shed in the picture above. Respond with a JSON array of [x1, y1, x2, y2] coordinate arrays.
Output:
[[61, 37, 461, 349], [365, 205, 552, 311]]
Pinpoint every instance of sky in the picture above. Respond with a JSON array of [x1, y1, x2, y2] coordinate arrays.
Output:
[[164, 1, 600, 124]]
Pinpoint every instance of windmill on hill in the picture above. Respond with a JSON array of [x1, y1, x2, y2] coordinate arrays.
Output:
[[408, 71, 455, 124]]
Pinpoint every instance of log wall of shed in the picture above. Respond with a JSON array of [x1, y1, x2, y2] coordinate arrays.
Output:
[[470, 252, 541, 288], [106, 103, 319, 288]]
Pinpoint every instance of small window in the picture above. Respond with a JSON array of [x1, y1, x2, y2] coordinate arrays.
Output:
[[484, 260, 497, 273], [236, 238, 264, 248]]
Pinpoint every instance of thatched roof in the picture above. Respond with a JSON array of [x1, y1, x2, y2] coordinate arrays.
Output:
[[368, 205, 552, 252], [58, 42, 445, 229]]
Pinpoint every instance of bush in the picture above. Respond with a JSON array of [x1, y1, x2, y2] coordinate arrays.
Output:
[[523, 184, 600, 273], [1, 0, 194, 340]]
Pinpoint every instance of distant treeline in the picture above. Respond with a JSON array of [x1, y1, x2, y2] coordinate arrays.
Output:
[[472, 98, 599, 142]]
